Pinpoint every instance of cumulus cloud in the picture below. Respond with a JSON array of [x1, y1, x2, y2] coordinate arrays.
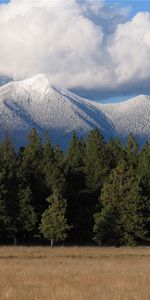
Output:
[[0, 0, 150, 98], [108, 13, 150, 83]]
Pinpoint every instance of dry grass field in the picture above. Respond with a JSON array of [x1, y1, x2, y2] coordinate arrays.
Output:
[[0, 246, 149, 300]]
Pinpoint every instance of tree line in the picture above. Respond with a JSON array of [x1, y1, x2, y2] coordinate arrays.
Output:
[[0, 128, 149, 246]]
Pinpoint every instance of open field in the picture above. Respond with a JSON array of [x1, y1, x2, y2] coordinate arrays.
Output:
[[0, 247, 149, 300]]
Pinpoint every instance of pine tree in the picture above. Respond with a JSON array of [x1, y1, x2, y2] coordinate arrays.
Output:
[[52, 144, 66, 198], [19, 128, 46, 216], [54, 144, 64, 168], [94, 162, 147, 246], [43, 135, 55, 191], [126, 133, 139, 168], [66, 132, 85, 170], [39, 194, 70, 247], [84, 129, 110, 195], [43, 138, 66, 196], [0, 173, 10, 241], [18, 186, 37, 239], [66, 132, 90, 244], [94, 205, 121, 246], [0, 137, 19, 243], [138, 143, 150, 238], [107, 138, 125, 169], [138, 143, 150, 195]]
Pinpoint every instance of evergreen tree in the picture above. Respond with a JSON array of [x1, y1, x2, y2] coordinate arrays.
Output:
[[18, 186, 37, 240], [0, 126, 149, 246], [94, 205, 121, 246], [52, 144, 66, 197], [66, 132, 92, 244], [138, 143, 150, 237], [138, 143, 150, 195], [39, 194, 70, 247], [19, 128, 46, 216], [66, 132, 85, 170], [0, 173, 10, 241], [94, 162, 147, 246], [126, 133, 139, 168], [84, 129, 110, 195], [107, 138, 125, 169], [43, 135, 55, 191], [0, 137, 19, 243], [43, 138, 66, 197], [54, 144, 64, 168]]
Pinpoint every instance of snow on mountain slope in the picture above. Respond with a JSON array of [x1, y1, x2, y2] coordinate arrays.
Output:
[[0, 74, 150, 148], [96, 95, 150, 144], [0, 74, 115, 148]]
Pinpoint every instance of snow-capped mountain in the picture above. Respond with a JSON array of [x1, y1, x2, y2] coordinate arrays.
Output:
[[97, 95, 150, 144], [0, 74, 150, 148]]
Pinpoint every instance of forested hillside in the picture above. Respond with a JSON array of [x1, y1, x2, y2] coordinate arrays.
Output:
[[0, 128, 149, 246]]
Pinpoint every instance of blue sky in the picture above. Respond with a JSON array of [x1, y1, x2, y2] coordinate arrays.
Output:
[[119, 1, 150, 16], [0, 0, 9, 3], [111, 1, 150, 12], [0, 0, 150, 20], [0, 0, 150, 15]]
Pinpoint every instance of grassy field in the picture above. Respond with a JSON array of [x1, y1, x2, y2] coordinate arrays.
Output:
[[0, 246, 149, 300]]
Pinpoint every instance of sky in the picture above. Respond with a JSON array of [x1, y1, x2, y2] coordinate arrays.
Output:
[[0, 0, 150, 102]]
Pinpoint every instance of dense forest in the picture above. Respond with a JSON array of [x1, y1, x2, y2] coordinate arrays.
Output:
[[0, 128, 149, 247]]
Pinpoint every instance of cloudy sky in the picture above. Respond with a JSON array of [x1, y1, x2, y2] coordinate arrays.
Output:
[[0, 0, 150, 101]]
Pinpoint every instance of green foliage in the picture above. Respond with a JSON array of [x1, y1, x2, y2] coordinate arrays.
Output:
[[138, 143, 150, 194], [94, 162, 148, 246], [107, 138, 126, 168], [94, 205, 121, 246], [67, 132, 85, 170], [39, 195, 70, 246], [43, 137, 66, 198], [0, 139, 19, 242], [65, 132, 92, 244], [0, 129, 149, 246], [84, 129, 110, 195], [18, 186, 37, 233], [19, 128, 46, 215], [43, 136, 55, 189], [126, 133, 139, 168]]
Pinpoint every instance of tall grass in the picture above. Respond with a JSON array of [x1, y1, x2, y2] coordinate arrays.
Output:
[[0, 246, 149, 300]]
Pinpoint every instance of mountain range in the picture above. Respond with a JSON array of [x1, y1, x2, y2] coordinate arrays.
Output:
[[0, 74, 150, 149]]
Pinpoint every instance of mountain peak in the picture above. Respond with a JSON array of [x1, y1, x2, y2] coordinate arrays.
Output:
[[20, 74, 51, 94], [0, 75, 150, 148], [25, 73, 49, 83]]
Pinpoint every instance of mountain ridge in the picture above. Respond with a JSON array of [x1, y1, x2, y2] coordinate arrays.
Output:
[[0, 74, 150, 148]]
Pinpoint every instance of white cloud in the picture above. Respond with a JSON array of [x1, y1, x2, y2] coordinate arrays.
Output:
[[0, 0, 150, 97], [108, 12, 150, 85]]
